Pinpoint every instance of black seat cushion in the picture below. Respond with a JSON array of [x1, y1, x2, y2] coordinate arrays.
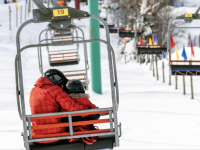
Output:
[[50, 59, 79, 66], [29, 135, 115, 150], [30, 140, 84, 150]]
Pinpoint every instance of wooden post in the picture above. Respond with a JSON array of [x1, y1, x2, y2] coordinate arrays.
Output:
[[191, 76, 194, 99], [25, 1, 27, 21], [153, 55, 155, 77], [156, 55, 159, 80], [175, 76, 178, 89], [16, 7, 18, 27], [9, 7, 11, 30], [183, 76, 186, 95], [146, 55, 148, 65], [125, 55, 126, 65], [162, 61, 165, 83], [169, 67, 171, 85], [20, 6, 22, 24]]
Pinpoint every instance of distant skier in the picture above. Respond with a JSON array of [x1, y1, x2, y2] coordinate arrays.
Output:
[[29, 69, 99, 145]]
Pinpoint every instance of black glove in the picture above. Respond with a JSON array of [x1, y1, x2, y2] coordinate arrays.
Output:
[[86, 114, 100, 120]]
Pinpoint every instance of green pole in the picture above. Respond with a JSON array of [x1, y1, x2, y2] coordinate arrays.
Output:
[[88, 0, 102, 94]]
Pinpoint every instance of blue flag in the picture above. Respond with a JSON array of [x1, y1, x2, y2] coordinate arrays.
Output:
[[154, 34, 159, 45], [181, 45, 187, 60], [26, 0, 27, 3], [163, 53, 166, 59]]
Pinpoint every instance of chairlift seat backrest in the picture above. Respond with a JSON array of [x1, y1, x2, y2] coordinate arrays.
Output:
[[171, 65, 200, 75], [137, 45, 167, 54]]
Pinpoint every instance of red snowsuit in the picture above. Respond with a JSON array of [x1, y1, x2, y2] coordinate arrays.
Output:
[[29, 77, 98, 143]]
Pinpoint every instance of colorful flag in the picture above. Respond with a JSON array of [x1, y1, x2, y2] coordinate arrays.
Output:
[[191, 41, 195, 57], [170, 35, 175, 49], [154, 34, 159, 45], [181, 45, 187, 60], [139, 37, 143, 45], [152, 34, 155, 44], [163, 53, 166, 59], [16, 3, 19, 10], [176, 47, 179, 60], [9, 5, 11, 12], [154, 41, 157, 48], [149, 38, 152, 45]]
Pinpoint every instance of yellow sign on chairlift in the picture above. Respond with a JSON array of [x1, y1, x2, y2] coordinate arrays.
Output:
[[53, 8, 69, 17], [185, 14, 193, 18]]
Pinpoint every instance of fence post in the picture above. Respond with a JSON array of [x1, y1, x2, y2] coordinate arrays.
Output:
[[20, 6, 22, 24], [183, 76, 186, 95], [16, 5, 18, 27], [175, 76, 178, 89], [152, 55, 155, 77], [25, 1, 27, 21], [162, 61, 165, 83], [156, 55, 159, 80], [9, 6, 11, 30], [191, 76, 194, 99]]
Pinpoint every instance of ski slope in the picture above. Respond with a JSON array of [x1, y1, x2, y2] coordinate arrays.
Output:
[[1, 1, 200, 149]]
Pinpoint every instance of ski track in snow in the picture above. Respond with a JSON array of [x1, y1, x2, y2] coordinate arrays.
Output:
[[1, 1, 200, 150]]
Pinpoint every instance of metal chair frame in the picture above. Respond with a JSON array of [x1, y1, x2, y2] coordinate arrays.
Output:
[[15, 1, 120, 150], [168, 7, 200, 76]]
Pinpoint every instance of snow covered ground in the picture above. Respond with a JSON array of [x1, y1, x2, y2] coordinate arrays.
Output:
[[1, 1, 200, 150]]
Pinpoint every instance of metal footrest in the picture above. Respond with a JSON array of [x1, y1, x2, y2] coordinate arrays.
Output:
[[171, 65, 200, 75]]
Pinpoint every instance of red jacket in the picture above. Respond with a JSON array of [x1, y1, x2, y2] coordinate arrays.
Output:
[[29, 77, 97, 143]]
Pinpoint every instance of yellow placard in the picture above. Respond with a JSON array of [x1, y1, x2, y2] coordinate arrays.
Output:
[[185, 14, 192, 18], [104, 6, 109, 9], [53, 8, 68, 17]]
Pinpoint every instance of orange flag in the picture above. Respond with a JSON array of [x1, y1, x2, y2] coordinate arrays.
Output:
[[139, 37, 143, 45], [191, 41, 195, 57]]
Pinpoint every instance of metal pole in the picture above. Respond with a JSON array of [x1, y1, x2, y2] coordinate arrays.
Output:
[[156, 55, 159, 80], [88, 0, 102, 94], [183, 76, 186, 95], [75, 0, 80, 10], [191, 76, 194, 99], [162, 61, 165, 83], [175, 76, 178, 89], [20, 6, 22, 24]]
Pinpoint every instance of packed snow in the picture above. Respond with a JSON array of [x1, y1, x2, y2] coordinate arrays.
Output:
[[1, 1, 200, 150]]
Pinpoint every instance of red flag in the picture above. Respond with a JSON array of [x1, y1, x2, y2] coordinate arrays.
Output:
[[152, 34, 155, 44], [139, 37, 143, 45], [170, 35, 175, 49], [9, 5, 11, 12], [191, 41, 195, 57]]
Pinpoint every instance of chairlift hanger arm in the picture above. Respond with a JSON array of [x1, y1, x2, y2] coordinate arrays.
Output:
[[152, 0, 161, 16], [32, 0, 50, 14]]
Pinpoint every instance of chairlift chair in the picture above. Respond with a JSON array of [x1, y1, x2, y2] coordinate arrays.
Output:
[[168, 7, 200, 76], [15, 1, 121, 150], [135, 11, 167, 55], [38, 23, 89, 89]]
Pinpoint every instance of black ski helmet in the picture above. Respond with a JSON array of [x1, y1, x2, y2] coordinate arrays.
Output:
[[66, 79, 85, 94], [44, 69, 68, 87]]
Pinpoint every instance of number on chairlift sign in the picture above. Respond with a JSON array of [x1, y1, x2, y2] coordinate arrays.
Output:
[[185, 14, 192, 18], [53, 8, 69, 17]]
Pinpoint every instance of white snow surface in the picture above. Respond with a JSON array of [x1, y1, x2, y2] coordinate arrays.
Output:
[[1, 1, 200, 150]]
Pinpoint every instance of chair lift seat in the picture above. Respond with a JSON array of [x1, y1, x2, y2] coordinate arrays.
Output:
[[137, 46, 167, 54], [29, 135, 115, 150], [119, 30, 141, 37], [50, 59, 79, 66], [100, 23, 115, 28], [171, 65, 200, 75]]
